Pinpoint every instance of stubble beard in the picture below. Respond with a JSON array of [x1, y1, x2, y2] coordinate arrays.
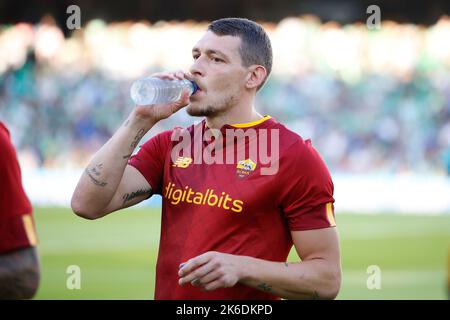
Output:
[[187, 94, 236, 118]]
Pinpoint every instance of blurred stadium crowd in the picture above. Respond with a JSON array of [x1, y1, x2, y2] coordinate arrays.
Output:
[[1, 16, 450, 175]]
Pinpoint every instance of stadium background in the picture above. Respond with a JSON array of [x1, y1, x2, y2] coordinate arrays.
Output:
[[0, 0, 449, 299]]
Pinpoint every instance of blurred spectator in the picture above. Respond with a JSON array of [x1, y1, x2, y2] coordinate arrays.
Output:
[[0, 17, 450, 175]]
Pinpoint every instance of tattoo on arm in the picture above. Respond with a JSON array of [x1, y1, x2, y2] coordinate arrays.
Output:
[[85, 164, 107, 187], [255, 264, 320, 299], [122, 188, 152, 205], [130, 129, 145, 149], [256, 283, 273, 293], [90, 163, 103, 176], [124, 119, 130, 127]]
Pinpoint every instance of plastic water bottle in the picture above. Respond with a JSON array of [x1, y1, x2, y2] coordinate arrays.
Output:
[[130, 77, 198, 105]]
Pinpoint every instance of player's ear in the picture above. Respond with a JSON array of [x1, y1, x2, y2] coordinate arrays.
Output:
[[245, 65, 266, 90]]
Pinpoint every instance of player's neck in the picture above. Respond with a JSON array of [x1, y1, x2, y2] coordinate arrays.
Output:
[[205, 109, 262, 130]]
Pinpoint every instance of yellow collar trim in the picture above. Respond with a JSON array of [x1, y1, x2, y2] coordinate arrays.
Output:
[[230, 115, 272, 128]]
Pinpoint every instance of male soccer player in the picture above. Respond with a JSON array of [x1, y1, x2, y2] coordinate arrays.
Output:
[[71, 18, 341, 300], [0, 121, 40, 299]]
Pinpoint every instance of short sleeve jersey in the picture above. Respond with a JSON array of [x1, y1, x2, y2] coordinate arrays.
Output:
[[0, 122, 37, 254], [129, 116, 335, 299]]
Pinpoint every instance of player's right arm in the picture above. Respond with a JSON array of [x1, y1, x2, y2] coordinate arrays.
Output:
[[71, 71, 190, 220]]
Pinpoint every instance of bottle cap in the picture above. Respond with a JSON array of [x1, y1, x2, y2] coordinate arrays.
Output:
[[190, 81, 199, 95]]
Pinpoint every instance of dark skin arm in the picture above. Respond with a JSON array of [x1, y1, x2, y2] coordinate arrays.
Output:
[[0, 246, 40, 299]]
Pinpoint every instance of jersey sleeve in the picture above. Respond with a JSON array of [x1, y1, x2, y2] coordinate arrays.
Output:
[[127, 129, 173, 195], [279, 139, 336, 231], [0, 122, 36, 254]]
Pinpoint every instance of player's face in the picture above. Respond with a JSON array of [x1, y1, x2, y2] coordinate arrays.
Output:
[[187, 31, 248, 117]]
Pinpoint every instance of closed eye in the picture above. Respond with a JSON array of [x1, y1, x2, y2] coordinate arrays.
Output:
[[192, 53, 225, 63], [211, 57, 224, 63]]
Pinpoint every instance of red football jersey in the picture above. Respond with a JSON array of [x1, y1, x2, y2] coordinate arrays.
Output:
[[129, 115, 335, 300], [0, 122, 37, 254]]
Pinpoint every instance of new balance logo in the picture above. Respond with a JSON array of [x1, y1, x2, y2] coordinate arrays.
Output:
[[173, 157, 193, 168]]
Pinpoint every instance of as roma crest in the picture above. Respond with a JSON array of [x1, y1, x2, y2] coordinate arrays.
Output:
[[236, 159, 257, 178]]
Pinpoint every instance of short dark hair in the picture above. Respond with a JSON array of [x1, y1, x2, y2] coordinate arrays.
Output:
[[207, 18, 273, 91]]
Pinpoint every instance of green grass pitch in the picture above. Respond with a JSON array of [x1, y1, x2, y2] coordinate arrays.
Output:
[[32, 207, 450, 299]]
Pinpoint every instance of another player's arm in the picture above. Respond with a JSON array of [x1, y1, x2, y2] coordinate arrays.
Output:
[[0, 246, 40, 299], [179, 227, 341, 300], [71, 71, 191, 220]]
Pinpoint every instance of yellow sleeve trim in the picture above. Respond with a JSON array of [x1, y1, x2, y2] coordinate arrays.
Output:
[[326, 202, 336, 227], [22, 214, 38, 246]]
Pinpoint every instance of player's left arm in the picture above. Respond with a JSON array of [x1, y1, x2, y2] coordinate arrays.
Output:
[[178, 226, 341, 300]]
